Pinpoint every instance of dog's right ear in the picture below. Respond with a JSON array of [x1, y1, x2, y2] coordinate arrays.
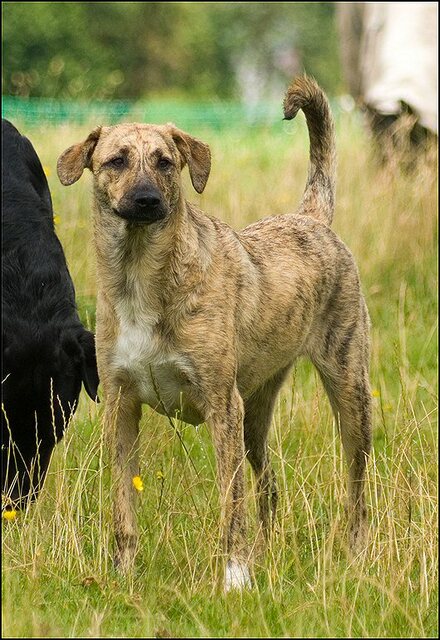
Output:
[[57, 126, 102, 186]]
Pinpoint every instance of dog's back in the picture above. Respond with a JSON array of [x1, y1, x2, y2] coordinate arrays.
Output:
[[1, 119, 99, 507], [2, 120, 75, 311], [2, 119, 53, 216]]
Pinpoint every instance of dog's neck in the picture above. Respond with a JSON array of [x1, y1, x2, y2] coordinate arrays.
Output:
[[93, 195, 213, 315]]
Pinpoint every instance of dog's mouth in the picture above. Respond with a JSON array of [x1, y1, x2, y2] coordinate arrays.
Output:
[[112, 206, 167, 225]]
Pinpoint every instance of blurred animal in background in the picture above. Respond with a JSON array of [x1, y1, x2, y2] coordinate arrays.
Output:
[[1, 119, 99, 510], [337, 2, 437, 156]]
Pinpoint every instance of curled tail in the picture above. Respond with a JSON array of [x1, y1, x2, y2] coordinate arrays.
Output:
[[283, 75, 336, 225]]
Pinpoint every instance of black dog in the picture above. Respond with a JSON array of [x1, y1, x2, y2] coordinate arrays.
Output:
[[1, 119, 99, 508]]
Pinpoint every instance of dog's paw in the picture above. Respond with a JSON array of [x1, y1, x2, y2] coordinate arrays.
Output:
[[348, 514, 369, 559], [225, 559, 252, 592], [113, 543, 137, 575]]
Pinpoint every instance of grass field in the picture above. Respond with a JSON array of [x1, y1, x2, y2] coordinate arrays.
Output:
[[2, 112, 438, 638]]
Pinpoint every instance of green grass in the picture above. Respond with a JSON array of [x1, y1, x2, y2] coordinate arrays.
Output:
[[2, 113, 438, 638]]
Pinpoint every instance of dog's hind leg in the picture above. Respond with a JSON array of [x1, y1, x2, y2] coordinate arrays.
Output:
[[243, 366, 290, 540], [312, 317, 372, 554], [104, 385, 142, 573]]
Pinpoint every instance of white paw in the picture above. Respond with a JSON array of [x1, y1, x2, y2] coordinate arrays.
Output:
[[225, 559, 252, 592]]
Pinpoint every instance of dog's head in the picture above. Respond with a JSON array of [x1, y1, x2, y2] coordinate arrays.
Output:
[[1, 325, 99, 508], [57, 124, 211, 225]]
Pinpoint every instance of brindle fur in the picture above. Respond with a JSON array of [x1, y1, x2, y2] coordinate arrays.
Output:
[[58, 76, 372, 589]]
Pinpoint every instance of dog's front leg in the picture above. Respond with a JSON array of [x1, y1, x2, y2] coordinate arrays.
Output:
[[209, 385, 251, 591], [104, 384, 142, 573]]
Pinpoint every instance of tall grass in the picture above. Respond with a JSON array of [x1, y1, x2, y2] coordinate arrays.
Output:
[[2, 113, 437, 638]]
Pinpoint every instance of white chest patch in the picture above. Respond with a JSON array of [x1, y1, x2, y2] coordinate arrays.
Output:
[[113, 304, 203, 425]]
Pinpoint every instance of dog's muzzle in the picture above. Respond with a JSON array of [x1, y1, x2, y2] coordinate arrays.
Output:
[[115, 187, 167, 224]]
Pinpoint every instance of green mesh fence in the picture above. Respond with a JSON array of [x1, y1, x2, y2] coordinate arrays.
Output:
[[2, 95, 287, 131]]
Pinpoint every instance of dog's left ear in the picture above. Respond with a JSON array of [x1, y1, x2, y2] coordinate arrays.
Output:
[[63, 328, 100, 402], [168, 125, 211, 193], [77, 329, 100, 402]]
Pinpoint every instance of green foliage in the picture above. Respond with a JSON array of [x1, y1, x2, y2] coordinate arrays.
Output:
[[2, 2, 342, 100]]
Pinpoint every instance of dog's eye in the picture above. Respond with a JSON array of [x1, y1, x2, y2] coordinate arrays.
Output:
[[158, 157, 172, 170], [109, 157, 125, 168]]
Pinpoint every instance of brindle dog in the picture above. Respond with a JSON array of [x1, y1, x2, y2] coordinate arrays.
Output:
[[58, 76, 372, 591]]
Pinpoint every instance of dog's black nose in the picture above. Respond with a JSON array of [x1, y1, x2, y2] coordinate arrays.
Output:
[[135, 193, 161, 208], [116, 185, 167, 223]]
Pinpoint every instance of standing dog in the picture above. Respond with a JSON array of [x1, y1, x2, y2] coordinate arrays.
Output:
[[2, 119, 100, 509], [57, 77, 371, 590]]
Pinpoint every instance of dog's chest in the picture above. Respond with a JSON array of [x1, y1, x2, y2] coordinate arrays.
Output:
[[113, 302, 201, 424]]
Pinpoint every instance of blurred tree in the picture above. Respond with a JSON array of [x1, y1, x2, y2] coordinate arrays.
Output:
[[207, 2, 342, 103], [2, 1, 342, 100], [2, 2, 185, 99]]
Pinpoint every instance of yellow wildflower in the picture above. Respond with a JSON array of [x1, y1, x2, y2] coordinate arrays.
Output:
[[53, 214, 61, 225], [371, 389, 380, 398], [156, 470, 164, 480], [3, 509, 17, 521], [132, 475, 144, 492], [43, 166, 51, 177]]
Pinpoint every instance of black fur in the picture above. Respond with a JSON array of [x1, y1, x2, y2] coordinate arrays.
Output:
[[1, 119, 99, 508]]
